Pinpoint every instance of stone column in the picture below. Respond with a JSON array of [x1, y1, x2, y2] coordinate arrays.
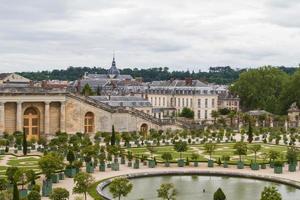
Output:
[[44, 101, 50, 135], [60, 101, 66, 133], [0, 102, 5, 134], [16, 101, 23, 132]]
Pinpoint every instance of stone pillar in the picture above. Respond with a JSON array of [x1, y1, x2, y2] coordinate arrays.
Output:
[[44, 101, 50, 135], [60, 101, 66, 133], [16, 101, 23, 132], [0, 102, 5, 134]]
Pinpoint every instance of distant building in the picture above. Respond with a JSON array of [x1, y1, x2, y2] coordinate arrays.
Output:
[[288, 102, 300, 127], [74, 56, 146, 96], [41, 80, 69, 89], [0, 73, 31, 86], [146, 78, 218, 122]]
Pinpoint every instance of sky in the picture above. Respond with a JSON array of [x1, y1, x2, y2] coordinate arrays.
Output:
[[0, 0, 300, 73]]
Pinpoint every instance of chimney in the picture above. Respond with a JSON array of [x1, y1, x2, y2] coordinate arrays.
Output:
[[185, 77, 193, 86]]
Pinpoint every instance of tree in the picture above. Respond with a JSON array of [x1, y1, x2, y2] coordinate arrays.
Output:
[[174, 140, 188, 159], [268, 150, 280, 163], [211, 110, 220, 124], [66, 149, 75, 166], [111, 125, 116, 146], [73, 172, 95, 200], [214, 188, 226, 200], [23, 131, 27, 155], [157, 183, 176, 200], [81, 83, 94, 96], [161, 152, 173, 164], [38, 152, 64, 180], [179, 107, 194, 119], [231, 66, 288, 114], [27, 190, 41, 200], [109, 177, 133, 200], [234, 142, 247, 162], [286, 146, 299, 165], [50, 188, 70, 200], [249, 144, 261, 163], [260, 186, 282, 200], [204, 142, 216, 160]]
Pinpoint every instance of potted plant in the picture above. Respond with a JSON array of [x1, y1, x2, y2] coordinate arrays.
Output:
[[65, 149, 77, 178], [99, 152, 106, 172], [38, 153, 64, 197], [127, 151, 133, 167], [249, 144, 261, 170], [26, 169, 36, 190], [234, 142, 247, 169], [161, 152, 173, 167], [147, 146, 156, 168], [204, 142, 216, 167], [268, 150, 280, 168], [222, 155, 230, 168], [73, 160, 83, 174], [286, 147, 298, 172], [14, 168, 28, 199], [174, 141, 187, 167], [141, 154, 148, 166], [191, 153, 199, 167], [133, 157, 140, 169], [274, 160, 284, 174], [107, 153, 112, 168]]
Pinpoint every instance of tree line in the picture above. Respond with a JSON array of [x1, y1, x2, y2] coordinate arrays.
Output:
[[17, 65, 296, 84], [230, 65, 300, 115]]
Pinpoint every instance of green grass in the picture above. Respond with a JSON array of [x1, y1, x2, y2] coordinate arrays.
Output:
[[88, 180, 105, 200], [127, 143, 292, 164]]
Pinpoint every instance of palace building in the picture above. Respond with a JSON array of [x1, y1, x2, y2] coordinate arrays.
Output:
[[0, 84, 178, 140]]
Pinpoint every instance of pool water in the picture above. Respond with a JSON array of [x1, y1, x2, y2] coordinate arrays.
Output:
[[102, 175, 300, 200]]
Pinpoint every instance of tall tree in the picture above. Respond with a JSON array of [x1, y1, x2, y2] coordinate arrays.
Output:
[[109, 177, 133, 200], [73, 172, 95, 200], [157, 183, 176, 200], [111, 125, 116, 146], [22, 131, 27, 155], [260, 186, 282, 200]]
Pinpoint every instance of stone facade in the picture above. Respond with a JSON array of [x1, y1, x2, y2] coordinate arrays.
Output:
[[0, 88, 179, 138]]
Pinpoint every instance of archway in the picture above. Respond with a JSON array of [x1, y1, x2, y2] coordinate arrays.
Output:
[[84, 112, 94, 133], [140, 123, 148, 136], [23, 107, 40, 140]]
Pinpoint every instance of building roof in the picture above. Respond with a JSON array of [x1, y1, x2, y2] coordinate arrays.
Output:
[[288, 102, 300, 112], [90, 95, 152, 107], [150, 79, 208, 88], [0, 73, 10, 80]]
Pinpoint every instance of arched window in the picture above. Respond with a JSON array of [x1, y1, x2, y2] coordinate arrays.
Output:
[[84, 112, 94, 133]]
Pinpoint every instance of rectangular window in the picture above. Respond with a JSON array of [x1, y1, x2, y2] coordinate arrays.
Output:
[[198, 99, 201, 108], [205, 99, 208, 108], [182, 98, 184, 107], [155, 97, 157, 106], [178, 98, 180, 107], [190, 99, 193, 107], [158, 97, 161, 106], [205, 110, 208, 119], [212, 99, 215, 108], [163, 97, 165, 106], [186, 98, 188, 107], [198, 110, 201, 119]]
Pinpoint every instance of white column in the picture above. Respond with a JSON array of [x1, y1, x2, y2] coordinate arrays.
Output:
[[0, 102, 5, 134], [60, 101, 66, 133], [16, 101, 23, 132], [44, 101, 50, 135]]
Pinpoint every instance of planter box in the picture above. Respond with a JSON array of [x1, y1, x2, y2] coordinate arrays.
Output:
[[0, 149, 5, 155], [274, 166, 283, 174], [208, 160, 214, 168], [251, 163, 259, 170], [99, 163, 106, 172], [112, 163, 120, 171], [65, 168, 76, 178], [237, 161, 244, 169], [86, 162, 94, 173], [59, 172, 65, 180], [42, 179, 52, 197], [178, 159, 185, 167], [148, 160, 156, 168], [223, 161, 228, 168], [107, 163, 112, 168], [114, 158, 119, 163], [261, 164, 266, 169], [194, 162, 199, 167], [19, 189, 28, 199], [288, 164, 297, 172], [165, 162, 170, 167], [134, 161, 140, 169], [121, 158, 126, 164], [127, 161, 132, 168], [51, 174, 59, 183]]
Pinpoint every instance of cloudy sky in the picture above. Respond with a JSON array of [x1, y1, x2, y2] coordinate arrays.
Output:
[[0, 0, 300, 72]]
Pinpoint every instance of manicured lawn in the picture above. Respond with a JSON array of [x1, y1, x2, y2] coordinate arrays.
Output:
[[127, 143, 292, 164]]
